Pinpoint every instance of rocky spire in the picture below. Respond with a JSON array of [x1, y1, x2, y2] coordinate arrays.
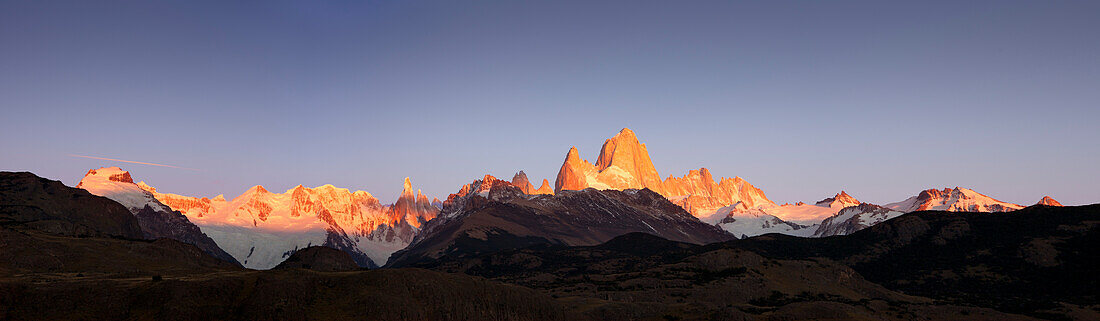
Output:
[[402, 177, 414, 197], [511, 171, 534, 194], [532, 179, 554, 195], [555, 146, 594, 193]]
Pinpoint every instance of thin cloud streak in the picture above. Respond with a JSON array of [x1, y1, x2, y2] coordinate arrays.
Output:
[[68, 154, 202, 171]]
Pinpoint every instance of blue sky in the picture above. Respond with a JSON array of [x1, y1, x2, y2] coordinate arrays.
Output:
[[2, 0, 1098, 205]]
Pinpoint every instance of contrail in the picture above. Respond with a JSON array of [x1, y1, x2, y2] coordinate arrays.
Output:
[[68, 154, 202, 171]]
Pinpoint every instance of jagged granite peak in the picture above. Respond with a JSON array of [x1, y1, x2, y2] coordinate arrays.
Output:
[[75, 167, 241, 266], [554, 130, 781, 221], [393, 178, 439, 229], [1036, 196, 1063, 206], [885, 187, 1023, 213], [815, 191, 860, 208], [663, 168, 775, 219], [401, 177, 414, 197], [511, 171, 534, 194], [444, 174, 513, 206], [555, 128, 667, 195], [594, 128, 668, 195], [532, 179, 554, 195], [508, 171, 553, 195], [555, 146, 593, 193]]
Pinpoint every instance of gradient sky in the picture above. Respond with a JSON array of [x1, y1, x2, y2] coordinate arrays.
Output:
[[2, 1, 1098, 206]]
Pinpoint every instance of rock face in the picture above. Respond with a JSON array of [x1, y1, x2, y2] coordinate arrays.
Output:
[[387, 175, 734, 267], [1035, 196, 1063, 206], [75, 167, 240, 265], [555, 128, 667, 196], [91, 168, 439, 269], [273, 246, 359, 272], [885, 187, 1023, 213]]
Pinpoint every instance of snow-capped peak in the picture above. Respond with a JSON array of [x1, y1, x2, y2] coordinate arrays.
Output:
[[80, 166, 133, 184], [76, 167, 171, 213], [885, 187, 1023, 213]]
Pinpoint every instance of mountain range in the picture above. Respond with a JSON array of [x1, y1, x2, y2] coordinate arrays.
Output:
[[551, 128, 1045, 239], [70, 128, 1060, 270], [78, 167, 437, 268], [2, 169, 1093, 320]]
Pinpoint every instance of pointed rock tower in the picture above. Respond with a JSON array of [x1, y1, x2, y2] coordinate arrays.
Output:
[[532, 179, 554, 195], [511, 171, 535, 194], [391, 177, 438, 228]]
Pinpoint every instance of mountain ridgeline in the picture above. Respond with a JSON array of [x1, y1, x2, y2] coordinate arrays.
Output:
[[1, 127, 1089, 320], [66, 128, 1063, 269], [4, 170, 1094, 320], [386, 175, 734, 267]]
